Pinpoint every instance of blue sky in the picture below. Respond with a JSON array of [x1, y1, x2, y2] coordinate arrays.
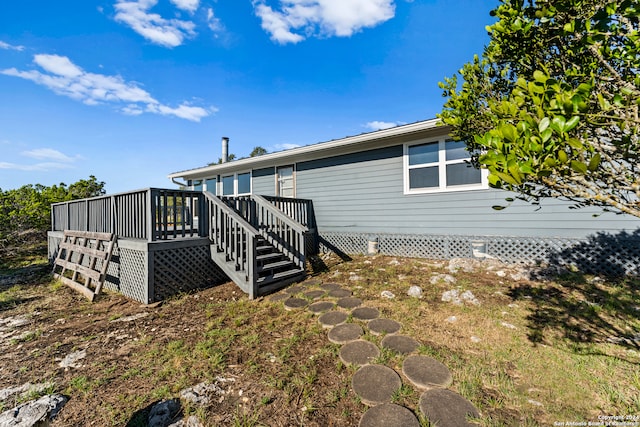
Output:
[[0, 0, 493, 193]]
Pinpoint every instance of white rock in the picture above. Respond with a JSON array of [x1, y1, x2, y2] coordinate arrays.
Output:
[[388, 259, 400, 266], [441, 290, 462, 305], [496, 270, 507, 277], [460, 290, 480, 306], [58, 349, 87, 369], [381, 290, 395, 299], [0, 394, 68, 426], [407, 286, 423, 298], [501, 322, 517, 330], [470, 336, 482, 343], [430, 274, 457, 285], [446, 316, 457, 323]]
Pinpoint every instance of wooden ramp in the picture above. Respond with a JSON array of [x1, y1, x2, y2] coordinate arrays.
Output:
[[52, 230, 117, 301]]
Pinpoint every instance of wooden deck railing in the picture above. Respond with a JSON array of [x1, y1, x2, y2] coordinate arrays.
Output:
[[51, 188, 206, 242], [204, 192, 258, 297], [220, 196, 309, 271], [262, 195, 315, 229]]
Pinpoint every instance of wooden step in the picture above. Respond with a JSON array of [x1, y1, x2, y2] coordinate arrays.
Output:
[[256, 252, 283, 263], [258, 259, 295, 273], [257, 267, 305, 285]]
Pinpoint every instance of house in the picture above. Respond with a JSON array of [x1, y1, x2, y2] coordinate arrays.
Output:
[[48, 119, 639, 303], [169, 118, 640, 275]]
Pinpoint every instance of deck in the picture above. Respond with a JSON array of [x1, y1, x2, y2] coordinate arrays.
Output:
[[48, 188, 316, 303]]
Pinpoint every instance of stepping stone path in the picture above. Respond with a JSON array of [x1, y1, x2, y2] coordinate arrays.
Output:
[[403, 355, 453, 389], [339, 340, 380, 366], [304, 290, 326, 300], [337, 297, 363, 309], [283, 297, 308, 310], [270, 279, 481, 426], [368, 318, 402, 335], [328, 323, 363, 344], [318, 311, 348, 329], [381, 334, 420, 354], [352, 306, 379, 320], [352, 365, 402, 406], [358, 403, 420, 427], [308, 301, 335, 314]]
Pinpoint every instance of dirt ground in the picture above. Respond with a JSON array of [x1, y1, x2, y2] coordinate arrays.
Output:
[[1, 253, 639, 426]]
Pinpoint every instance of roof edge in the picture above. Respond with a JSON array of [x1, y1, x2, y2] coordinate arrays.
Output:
[[168, 118, 444, 180]]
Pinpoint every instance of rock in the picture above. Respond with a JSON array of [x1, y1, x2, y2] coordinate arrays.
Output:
[[381, 290, 395, 299], [0, 382, 54, 401], [112, 312, 149, 322], [496, 270, 507, 278], [445, 316, 457, 323], [448, 258, 480, 273], [501, 322, 517, 330], [407, 286, 423, 298], [0, 394, 68, 426], [430, 274, 456, 285], [388, 259, 400, 266], [441, 289, 480, 306], [58, 349, 87, 369], [180, 383, 227, 406], [441, 290, 462, 305], [169, 415, 204, 427], [470, 336, 481, 343], [148, 399, 181, 427], [460, 290, 480, 306]]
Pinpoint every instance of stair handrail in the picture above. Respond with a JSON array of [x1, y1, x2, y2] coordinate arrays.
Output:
[[252, 195, 308, 270], [203, 191, 259, 298]]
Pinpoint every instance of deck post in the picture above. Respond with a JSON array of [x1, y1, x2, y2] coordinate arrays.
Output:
[[147, 189, 155, 242]]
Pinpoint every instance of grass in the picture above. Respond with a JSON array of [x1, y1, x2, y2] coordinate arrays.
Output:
[[1, 249, 639, 426]]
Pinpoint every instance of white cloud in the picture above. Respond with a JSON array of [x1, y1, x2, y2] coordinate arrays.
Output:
[[170, 0, 199, 13], [253, 0, 395, 44], [206, 8, 224, 34], [364, 120, 403, 131], [0, 162, 74, 172], [0, 40, 25, 51], [22, 148, 76, 162], [114, 0, 196, 47], [2, 54, 211, 122], [272, 142, 301, 151]]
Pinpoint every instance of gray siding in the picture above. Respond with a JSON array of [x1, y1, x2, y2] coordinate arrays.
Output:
[[252, 167, 275, 196], [295, 146, 640, 239]]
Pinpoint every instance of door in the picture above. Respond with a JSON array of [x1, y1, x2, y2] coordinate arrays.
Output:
[[277, 166, 295, 198]]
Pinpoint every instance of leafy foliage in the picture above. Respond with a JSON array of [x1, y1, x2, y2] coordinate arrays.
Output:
[[0, 176, 105, 251], [250, 146, 268, 157], [439, 0, 639, 217]]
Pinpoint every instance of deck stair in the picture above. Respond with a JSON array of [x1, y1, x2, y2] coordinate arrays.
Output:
[[204, 192, 308, 298]]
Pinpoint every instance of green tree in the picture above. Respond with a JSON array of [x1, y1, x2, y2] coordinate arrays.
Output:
[[0, 177, 106, 251], [250, 146, 268, 157], [439, 0, 639, 217]]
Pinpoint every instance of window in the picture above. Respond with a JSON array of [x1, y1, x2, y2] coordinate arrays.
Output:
[[205, 177, 217, 195], [192, 180, 203, 191], [222, 172, 252, 196], [277, 165, 295, 198], [404, 138, 485, 194]]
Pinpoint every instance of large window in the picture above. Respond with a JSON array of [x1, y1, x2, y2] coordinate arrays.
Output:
[[404, 139, 485, 194], [205, 177, 217, 195], [222, 172, 251, 196]]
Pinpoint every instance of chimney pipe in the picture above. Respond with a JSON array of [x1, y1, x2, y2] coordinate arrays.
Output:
[[221, 136, 229, 163]]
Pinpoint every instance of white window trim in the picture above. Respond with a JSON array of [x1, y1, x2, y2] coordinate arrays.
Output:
[[275, 164, 296, 198], [221, 171, 252, 196], [403, 138, 488, 195]]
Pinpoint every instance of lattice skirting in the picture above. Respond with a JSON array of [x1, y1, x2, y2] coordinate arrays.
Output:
[[318, 231, 640, 276], [48, 233, 229, 303]]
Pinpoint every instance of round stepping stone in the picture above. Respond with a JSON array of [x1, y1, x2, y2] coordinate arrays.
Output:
[[339, 340, 380, 366], [308, 301, 335, 314], [304, 290, 326, 300], [368, 318, 402, 336], [329, 288, 352, 298], [321, 283, 344, 291], [352, 365, 402, 406], [318, 311, 348, 329], [269, 293, 290, 302], [304, 279, 322, 287], [337, 297, 362, 309], [359, 404, 420, 427], [381, 335, 420, 354], [283, 297, 308, 310], [419, 389, 480, 427], [286, 285, 306, 295], [352, 306, 379, 321], [328, 323, 364, 344], [402, 355, 453, 390]]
